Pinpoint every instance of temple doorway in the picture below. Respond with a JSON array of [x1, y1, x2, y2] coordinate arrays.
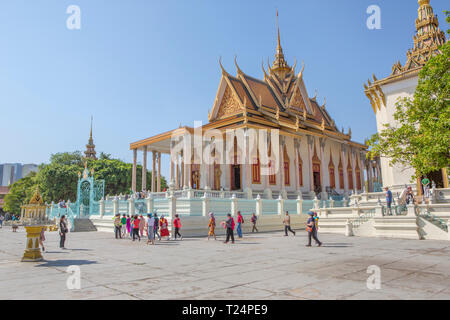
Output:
[[231, 165, 241, 190], [313, 171, 321, 193], [424, 170, 445, 189]]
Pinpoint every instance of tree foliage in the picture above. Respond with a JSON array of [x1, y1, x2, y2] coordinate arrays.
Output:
[[368, 37, 449, 179], [3, 172, 38, 215], [3, 151, 167, 215]]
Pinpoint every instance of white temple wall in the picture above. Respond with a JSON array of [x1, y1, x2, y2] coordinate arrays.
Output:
[[377, 76, 418, 188]]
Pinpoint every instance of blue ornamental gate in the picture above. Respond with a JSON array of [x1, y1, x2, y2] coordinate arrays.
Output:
[[76, 164, 104, 217]]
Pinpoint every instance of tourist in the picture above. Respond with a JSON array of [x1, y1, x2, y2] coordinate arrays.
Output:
[[139, 214, 145, 237], [126, 215, 131, 238], [422, 176, 431, 203], [153, 213, 161, 241], [283, 211, 296, 236], [0, 214, 4, 228], [145, 214, 155, 245], [159, 215, 170, 240], [313, 211, 319, 238], [132, 215, 141, 241], [250, 213, 258, 233], [59, 215, 68, 249], [385, 187, 393, 215], [405, 186, 415, 205], [208, 212, 216, 240], [12, 215, 18, 232], [223, 214, 235, 244], [173, 214, 183, 240], [306, 211, 322, 247], [39, 227, 46, 252], [236, 211, 244, 238], [114, 214, 122, 239], [120, 214, 127, 237]]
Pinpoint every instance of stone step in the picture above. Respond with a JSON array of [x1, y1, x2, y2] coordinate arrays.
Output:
[[72, 218, 97, 232]]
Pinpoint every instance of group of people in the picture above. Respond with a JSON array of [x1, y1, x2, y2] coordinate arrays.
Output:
[[206, 210, 321, 247], [113, 212, 182, 244]]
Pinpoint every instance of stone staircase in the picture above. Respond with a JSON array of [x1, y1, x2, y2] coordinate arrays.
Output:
[[72, 218, 97, 232], [89, 215, 114, 233]]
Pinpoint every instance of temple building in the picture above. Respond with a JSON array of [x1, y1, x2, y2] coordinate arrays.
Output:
[[364, 0, 448, 191], [130, 15, 370, 198], [84, 116, 97, 160]]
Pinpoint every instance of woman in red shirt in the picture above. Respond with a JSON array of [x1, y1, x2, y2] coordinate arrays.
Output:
[[173, 214, 183, 240], [132, 215, 141, 241]]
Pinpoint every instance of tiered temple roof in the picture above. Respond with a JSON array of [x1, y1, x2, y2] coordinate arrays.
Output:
[[130, 13, 365, 151]]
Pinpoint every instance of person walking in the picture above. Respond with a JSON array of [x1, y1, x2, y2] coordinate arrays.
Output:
[[422, 176, 431, 203], [385, 187, 393, 215], [114, 214, 122, 239], [145, 214, 155, 245], [0, 214, 4, 229], [306, 211, 322, 247], [313, 211, 319, 238], [120, 214, 127, 237], [59, 215, 68, 249], [139, 214, 145, 237], [39, 227, 46, 252], [236, 211, 244, 238], [153, 213, 161, 241], [159, 215, 170, 240], [223, 214, 235, 244], [132, 215, 141, 241], [173, 214, 183, 240], [207, 212, 216, 240], [250, 213, 258, 233], [126, 215, 132, 238], [283, 211, 296, 236]]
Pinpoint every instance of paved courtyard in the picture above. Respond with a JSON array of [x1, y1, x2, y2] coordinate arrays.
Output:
[[0, 227, 449, 300]]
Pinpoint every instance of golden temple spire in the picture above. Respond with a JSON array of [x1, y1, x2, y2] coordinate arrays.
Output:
[[84, 116, 97, 160], [271, 10, 290, 75]]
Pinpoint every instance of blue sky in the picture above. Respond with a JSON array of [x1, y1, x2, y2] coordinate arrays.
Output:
[[0, 0, 448, 178]]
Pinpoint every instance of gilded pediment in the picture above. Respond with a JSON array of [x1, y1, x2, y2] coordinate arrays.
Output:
[[216, 85, 242, 119]]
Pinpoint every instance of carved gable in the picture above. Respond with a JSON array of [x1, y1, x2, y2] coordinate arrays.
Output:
[[290, 87, 306, 111], [216, 85, 242, 119]]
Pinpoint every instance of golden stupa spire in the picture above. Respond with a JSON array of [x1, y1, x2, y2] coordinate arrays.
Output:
[[84, 116, 97, 160], [271, 10, 291, 75]]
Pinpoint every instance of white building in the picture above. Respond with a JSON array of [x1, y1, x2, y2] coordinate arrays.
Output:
[[364, 0, 448, 192]]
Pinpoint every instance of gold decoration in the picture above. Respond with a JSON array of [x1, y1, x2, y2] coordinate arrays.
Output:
[[216, 86, 242, 119], [29, 189, 43, 205]]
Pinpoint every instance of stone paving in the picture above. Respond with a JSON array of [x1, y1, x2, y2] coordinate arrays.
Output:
[[0, 226, 449, 300]]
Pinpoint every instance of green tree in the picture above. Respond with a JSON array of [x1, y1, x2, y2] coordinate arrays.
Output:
[[3, 172, 38, 215], [368, 38, 449, 179]]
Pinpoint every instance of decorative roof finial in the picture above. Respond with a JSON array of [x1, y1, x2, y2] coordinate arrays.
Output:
[[84, 116, 97, 160], [271, 10, 290, 74]]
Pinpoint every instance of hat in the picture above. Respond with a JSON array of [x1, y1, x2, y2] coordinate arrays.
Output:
[[308, 211, 314, 216]]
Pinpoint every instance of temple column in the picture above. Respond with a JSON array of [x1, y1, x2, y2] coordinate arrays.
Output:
[[142, 146, 147, 192], [151, 151, 156, 192], [307, 136, 314, 192], [319, 138, 326, 194], [341, 145, 348, 194], [245, 134, 251, 193], [279, 137, 285, 193], [157, 152, 162, 192], [294, 139, 300, 191], [132, 149, 137, 192], [170, 154, 174, 187], [176, 154, 180, 190]]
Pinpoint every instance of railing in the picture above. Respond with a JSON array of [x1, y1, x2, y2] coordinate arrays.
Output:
[[418, 209, 448, 232], [352, 210, 375, 229]]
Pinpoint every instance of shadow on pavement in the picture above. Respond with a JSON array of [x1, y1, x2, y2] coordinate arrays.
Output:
[[35, 260, 97, 267]]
